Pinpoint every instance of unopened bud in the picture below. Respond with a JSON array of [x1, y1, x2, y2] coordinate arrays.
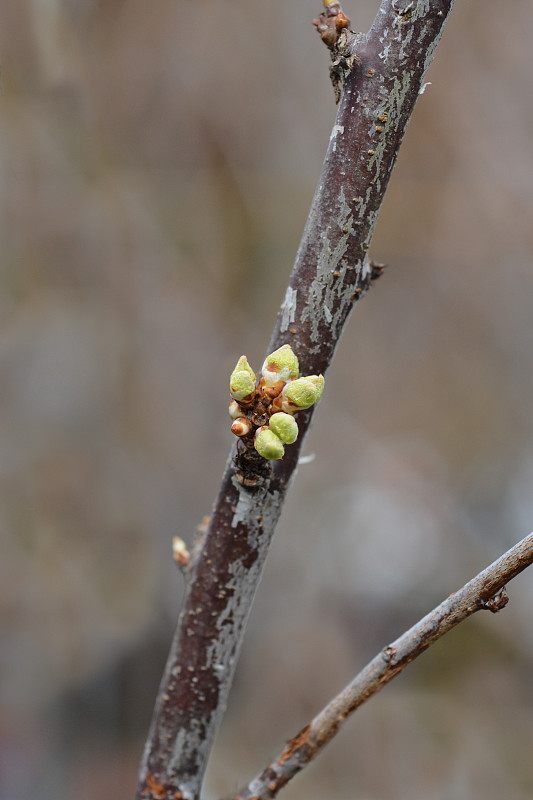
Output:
[[231, 417, 253, 437], [261, 379, 287, 401], [254, 426, 285, 460], [230, 372, 255, 401], [230, 355, 256, 401], [306, 374, 325, 402], [234, 354, 256, 380], [230, 376, 253, 400], [284, 377, 319, 409], [173, 537, 190, 570], [269, 412, 298, 444], [229, 400, 241, 420], [262, 344, 299, 387]]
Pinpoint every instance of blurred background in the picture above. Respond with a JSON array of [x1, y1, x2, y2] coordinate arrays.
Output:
[[2, 0, 533, 798]]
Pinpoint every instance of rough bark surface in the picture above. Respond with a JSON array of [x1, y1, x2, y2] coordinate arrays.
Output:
[[135, 2, 456, 799]]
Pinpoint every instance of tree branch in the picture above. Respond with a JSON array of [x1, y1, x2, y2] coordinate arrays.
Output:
[[135, 2, 457, 799], [229, 531, 533, 800]]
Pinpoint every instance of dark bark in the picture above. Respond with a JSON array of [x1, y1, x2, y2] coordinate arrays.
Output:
[[135, 2, 456, 799]]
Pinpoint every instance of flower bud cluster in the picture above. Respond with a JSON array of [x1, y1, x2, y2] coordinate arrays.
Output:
[[228, 344, 324, 460]]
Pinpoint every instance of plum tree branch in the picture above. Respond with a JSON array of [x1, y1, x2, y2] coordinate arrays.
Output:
[[135, 2, 457, 799], [228, 531, 533, 799]]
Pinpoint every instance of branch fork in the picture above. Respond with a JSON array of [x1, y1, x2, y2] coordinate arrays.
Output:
[[135, 2, 465, 798]]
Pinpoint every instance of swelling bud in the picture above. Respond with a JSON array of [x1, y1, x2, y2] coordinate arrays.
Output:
[[254, 426, 285, 460], [230, 355, 256, 401], [305, 374, 325, 402], [283, 377, 319, 409], [262, 344, 299, 387], [269, 412, 298, 444]]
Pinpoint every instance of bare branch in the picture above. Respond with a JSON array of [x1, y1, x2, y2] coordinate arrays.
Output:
[[229, 532, 533, 800], [135, 2, 457, 798]]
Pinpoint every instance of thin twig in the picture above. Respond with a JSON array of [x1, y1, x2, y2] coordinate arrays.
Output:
[[228, 532, 533, 800], [135, 2, 457, 798]]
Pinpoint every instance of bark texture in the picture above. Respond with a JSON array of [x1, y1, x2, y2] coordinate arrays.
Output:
[[135, 2, 456, 798]]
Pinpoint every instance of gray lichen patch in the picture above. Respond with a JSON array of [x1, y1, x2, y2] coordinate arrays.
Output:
[[300, 187, 364, 350], [168, 718, 215, 799], [231, 478, 267, 530], [330, 123, 345, 152], [230, 477, 282, 552], [280, 286, 298, 332]]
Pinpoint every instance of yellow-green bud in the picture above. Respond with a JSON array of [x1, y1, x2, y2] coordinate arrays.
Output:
[[306, 374, 325, 402], [230, 372, 255, 401], [269, 412, 298, 444], [230, 355, 256, 401], [234, 355, 256, 380], [262, 344, 299, 386], [284, 377, 319, 409], [254, 426, 285, 460]]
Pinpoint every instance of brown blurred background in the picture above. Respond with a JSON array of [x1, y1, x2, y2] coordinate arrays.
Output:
[[2, 1, 533, 798]]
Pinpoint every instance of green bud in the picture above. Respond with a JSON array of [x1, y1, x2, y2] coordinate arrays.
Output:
[[234, 355, 256, 380], [230, 372, 255, 401], [306, 374, 325, 402], [284, 377, 319, 409], [269, 412, 298, 444], [230, 355, 256, 401], [262, 344, 299, 386], [254, 426, 285, 460]]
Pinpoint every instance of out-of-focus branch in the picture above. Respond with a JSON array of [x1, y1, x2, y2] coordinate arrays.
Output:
[[229, 532, 533, 800], [135, 2, 457, 799]]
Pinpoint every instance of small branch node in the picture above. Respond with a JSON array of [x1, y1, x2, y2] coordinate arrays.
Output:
[[313, 2, 348, 48], [392, 0, 415, 19], [335, 11, 350, 32], [369, 260, 387, 281], [234, 447, 273, 489], [312, 1, 360, 102], [382, 644, 397, 663], [480, 586, 509, 613], [172, 537, 191, 573]]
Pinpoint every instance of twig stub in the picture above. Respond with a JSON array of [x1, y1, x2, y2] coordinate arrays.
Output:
[[480, 586, 509, 613], [312, 2, 361, 102]]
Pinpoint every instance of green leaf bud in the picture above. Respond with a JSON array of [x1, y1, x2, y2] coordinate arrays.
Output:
[[269, 412, 298, 444], [230, 356, 256, 401], [230, 372, 255, 401], [305, 374, 325, 402], [234, 355, 256, 380], [283, 377, 319, 409], [254, 426, 285, 460], [262, 344, 299, 386]]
